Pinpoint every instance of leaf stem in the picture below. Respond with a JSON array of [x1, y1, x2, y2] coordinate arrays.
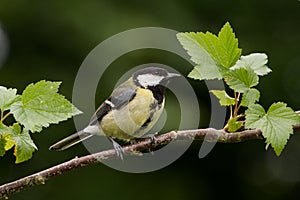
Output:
[[225, 92, 243, 131], [233, 92, 241, 117], [236, 101, 242, 114], [1, 112, 11, 122], [235, 114, 245, 120]]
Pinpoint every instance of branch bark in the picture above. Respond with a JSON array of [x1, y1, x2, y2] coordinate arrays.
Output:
[[1, 125, 300, 199]]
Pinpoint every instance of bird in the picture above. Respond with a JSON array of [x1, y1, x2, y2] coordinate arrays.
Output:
[[49, 67, 180, 158]]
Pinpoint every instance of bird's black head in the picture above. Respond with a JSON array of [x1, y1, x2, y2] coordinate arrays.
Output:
[[133, 67, 180, 88]]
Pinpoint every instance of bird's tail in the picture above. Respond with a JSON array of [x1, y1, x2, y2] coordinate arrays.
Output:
[[49, 130, 93, 151]]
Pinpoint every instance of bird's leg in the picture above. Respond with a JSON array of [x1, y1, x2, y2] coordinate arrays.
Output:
[[108, 137, 124, 160]]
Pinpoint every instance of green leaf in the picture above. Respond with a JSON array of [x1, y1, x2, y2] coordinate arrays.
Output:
[[217, 22, 242, 68], [177, 22, 241, 80], [194, 31, 220, 64], [245, 102, 300, 156], [225, 67, 259, 93], [0, 122, 14, 150], [193, 23, 241, 69], [241, 88, 260, 107], [3, 134, 14, 150], [0, 122, 10, 134], [0, 86, 19, 111], [10, 123, 37, 163], [190, 23, 241, 69], [227, 117, 243, 132], [188, 64, 223, 80], [0, 122, 37, 163], [210, 90, 235, 106], [231, 53, 272, 76], [177, 33, 222, 80], [0, 136, 6, 156], [10, 80, 82, 133]]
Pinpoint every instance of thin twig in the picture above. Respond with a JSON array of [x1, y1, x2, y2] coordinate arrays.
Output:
[[1, 124, 300, 199]]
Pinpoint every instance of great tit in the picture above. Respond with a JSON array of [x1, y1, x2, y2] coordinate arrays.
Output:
[[49, 67, 180, 157]]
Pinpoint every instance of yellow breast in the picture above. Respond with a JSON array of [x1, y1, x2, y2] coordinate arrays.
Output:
[[100, 88, 164, 140]]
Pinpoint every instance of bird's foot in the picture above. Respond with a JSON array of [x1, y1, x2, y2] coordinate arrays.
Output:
[[146, 132, 159, 155], [148, 132, 158, 144], [109, 137, 124, 160]]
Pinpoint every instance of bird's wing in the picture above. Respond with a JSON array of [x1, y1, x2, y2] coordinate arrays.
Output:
[[89, 88, 136, 125], [110, 88, 136, 109]]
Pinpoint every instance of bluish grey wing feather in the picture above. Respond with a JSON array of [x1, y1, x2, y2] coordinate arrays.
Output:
[[111, 88, 136, 109], [89, 101, 112, 125], [89, 88, 136, 125]]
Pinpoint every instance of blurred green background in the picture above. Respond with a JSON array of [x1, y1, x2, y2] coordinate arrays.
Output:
[[1, 0, 300, 199]]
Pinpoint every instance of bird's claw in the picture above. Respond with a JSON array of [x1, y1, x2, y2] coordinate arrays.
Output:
[[149, 132, 158, 144], [146, 132, 159, 155]]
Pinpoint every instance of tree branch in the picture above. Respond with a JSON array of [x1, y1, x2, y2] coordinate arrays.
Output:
[[1, 124, 300, 199]]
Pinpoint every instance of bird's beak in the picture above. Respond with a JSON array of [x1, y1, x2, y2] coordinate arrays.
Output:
[[166, 72, 181, 79]]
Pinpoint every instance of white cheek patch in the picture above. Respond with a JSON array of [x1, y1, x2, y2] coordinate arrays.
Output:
[[137, 74, 164, 87]]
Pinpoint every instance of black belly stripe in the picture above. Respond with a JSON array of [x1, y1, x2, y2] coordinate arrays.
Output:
[[133, 108, 153, 135], [141, 117, 152, 128], [136, 102, 162, 135]]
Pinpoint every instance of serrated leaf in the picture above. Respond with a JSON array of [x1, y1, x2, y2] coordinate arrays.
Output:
[[231, 53, 272, 76], [177, 22, 241, 80], [241, 88, 260, 107], [210, 90, 235, 106], [227, 117, 243, 132], [245, 102, 300, 156], [225, 67, 259, 93], [0, 86, 19, 111], [21, 80, 61, 101], [9, 123, 37, 163], [188, 64, 222, 80], [0, 122, 37, 163], [217, 22, 242, 68], [10, 80, 82, 133], [195, 31, 220, 64], [0, 122, 14, 150], [177, 33, 222, 80], [3, 134, 14, 150], [191, 23, 241, 69]]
